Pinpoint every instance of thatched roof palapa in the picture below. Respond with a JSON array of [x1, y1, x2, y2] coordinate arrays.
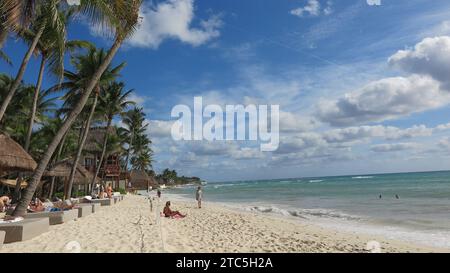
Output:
[[129, 169, 158, 190], [84, 126, 116, 153], [0, 133, 37, 175], [44, 159, 100, 185]]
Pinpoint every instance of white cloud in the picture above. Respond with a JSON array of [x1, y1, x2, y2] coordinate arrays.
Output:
[[128, 0, 222, 49], [323, 125, 434, 143], [290, 0, 333, 18], [279, 111, 317, 133], [438, 137, 450, 149], [389, 36, 450, 90], [371, 143, 419, 153], [128, 93, 148, 106], [148, 120, 174, 138], [290, 0, 321, 17], [317, 75, 449, 126], [317, 36, 450, 126]]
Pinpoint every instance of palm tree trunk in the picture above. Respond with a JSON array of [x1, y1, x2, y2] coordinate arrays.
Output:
[[49, 131, 68, 198], [90, 118, 112, 194], [0, 25, 44, 122], [24, 55, 46, 152], [123, 129, 133, 188], [0, 25, 8, 49], [12, 55, 46, 203], [12, 37, 124, 217], [66, 92, 98, 199]]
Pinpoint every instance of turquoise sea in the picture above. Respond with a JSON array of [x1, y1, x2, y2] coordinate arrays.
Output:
[[167, 171, 450, 249]]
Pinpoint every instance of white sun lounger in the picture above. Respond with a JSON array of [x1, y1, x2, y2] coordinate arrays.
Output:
[[90, 198, 114, 206], [76, 203, 100, 213], [23, 209, 78, 225], [75, 205, 92, 218], [0, 218, 49, 243], [0, 230, 5, 247]]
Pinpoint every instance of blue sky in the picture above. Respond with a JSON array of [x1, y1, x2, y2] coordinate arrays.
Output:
[[2, 0, 450, 182]]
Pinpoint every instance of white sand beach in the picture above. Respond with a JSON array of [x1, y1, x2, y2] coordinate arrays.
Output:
[[0, 194, 445, 253]]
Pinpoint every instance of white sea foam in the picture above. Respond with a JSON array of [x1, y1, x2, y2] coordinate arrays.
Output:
[[352, 176, 374, 179], [309, 179, 323, 183], [248, 205, 360, 221]]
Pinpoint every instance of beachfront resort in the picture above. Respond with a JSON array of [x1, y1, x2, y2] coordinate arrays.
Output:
[[2, 0, 450, 254]]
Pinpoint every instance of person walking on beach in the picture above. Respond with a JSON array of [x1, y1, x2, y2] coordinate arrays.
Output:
[[157, 189, 161, 199], [196, 186, 203, 209]]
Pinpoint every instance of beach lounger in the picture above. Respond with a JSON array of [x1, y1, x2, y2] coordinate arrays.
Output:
[[75, 205, 92, 217], [0, 230, 5, 247], [77, 203, 100, 213], [113, 196, 120, 204], [88, 198, 114, 206], [0, 218, 49, 243], [23, 209, 78, 225]]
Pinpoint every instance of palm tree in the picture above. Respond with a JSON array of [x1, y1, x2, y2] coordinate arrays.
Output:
[[0, 0, 37, 48], [20, 8, 93, 153], [60, 48, 125, 199], [0, 0, 66, 121], [35, 116, 78, 197], [121, 107, 147, 173], [88, 81, 134, 195], [0, 75, 57, 141], [130, 151, 152, 171], [0, 77, 57, 202], [12, 0, 142, 217]]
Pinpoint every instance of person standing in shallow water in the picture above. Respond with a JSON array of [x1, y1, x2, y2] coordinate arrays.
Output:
[[196, 186, 203, 208]]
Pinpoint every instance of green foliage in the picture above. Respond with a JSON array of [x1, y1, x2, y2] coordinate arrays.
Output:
[[117, 188, 127, 195], [54, 192, 64, 199], [72, 190, 86, 197]]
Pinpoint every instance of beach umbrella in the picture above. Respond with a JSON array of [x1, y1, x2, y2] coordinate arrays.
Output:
[[0, 133, 37, 176]]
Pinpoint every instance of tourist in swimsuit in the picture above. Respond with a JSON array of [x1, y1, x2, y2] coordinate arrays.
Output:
[[163, 201, 186, 218]]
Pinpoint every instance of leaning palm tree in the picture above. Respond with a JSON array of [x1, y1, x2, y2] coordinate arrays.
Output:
[[20, 9, 92, 153], [60, 48, 125, 199], [12, 0, 142, 217], [87, 81, 134, 195], [0, 0, 65, 122]]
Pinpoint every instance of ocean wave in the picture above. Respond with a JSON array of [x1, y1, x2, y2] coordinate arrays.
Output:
[[309, 179, 323, 183], [248, 206, 360, 221], [352, 176, 374, 179], [213, 183, 237, 189]]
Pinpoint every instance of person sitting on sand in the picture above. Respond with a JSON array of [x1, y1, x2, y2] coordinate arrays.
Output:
[[0, 195, 11, 212], [163, 201, 186, 218]]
